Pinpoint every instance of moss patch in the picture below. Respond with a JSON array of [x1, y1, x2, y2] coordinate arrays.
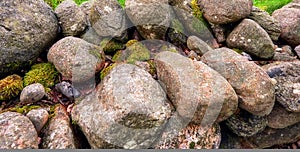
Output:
[[100, 38, 125, 54], [100, 63, 117, 80], [7, 105, 41, 114], [0, 74, 23, 101]]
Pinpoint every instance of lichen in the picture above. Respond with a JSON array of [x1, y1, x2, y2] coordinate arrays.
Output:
[[126, 42, 151, 64], [100, 63, 117, 80], [147, 60, 157, 76], [112, 50, 123, 62], [125, 39, 139, 48], [100, 38, 125, 54], [0, 74, 23, 101], [232, 48, 243, 54]]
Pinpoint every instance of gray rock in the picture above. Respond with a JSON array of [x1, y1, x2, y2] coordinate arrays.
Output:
[[26, 108, 49, 133], [210, 24, 227, 43], [201, 48, 275, 116], [0, 0, 58, 78], [55, 0, 87, 36], [167, 19, 188, 47], [125, 0, 171, 40], [55, 81, 81, 100], [273, 45, 298, 61], [79, 1, 93, 24], [199, 0, 253, 24], [155, 51, 238, 124], [0, 112, 39, 149], [248, 6, 281, 41], [71, 64, 172, 149], [295, 45, 300, 58], [47, 36, 105, 83], [80, 26, 103, 45], [187, 36, 213, 56], [41, 104, 76, 149], [20, 83, 45, 104], [262, 61, 300, 112], [226, 19, 275, 59]]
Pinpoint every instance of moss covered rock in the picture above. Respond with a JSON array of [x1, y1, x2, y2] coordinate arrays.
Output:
[[100, 38, 125, 54], [0, 74, 23, 101]]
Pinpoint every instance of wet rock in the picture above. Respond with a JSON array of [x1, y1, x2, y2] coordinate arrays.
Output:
[[47, 36, 105, 83], [0, 112, 39, 149], [187, 36, 213, 56], [201, 48, 275, 116], [125, 0, 171, 40], [248, 6, 281, 41], [55, 0, 87, 36], [295, 45, 300, 58], [226, 19, 275, 59], [55, 81, 81, 100], [20, 83, 45, 104], [71, 64, 172, 149], [0, 0, 58, 78], [262, 61, 300, 112], [26, 108, 49, 133], [41, 104, 76, 149], [267, 104, 300, 129], [225, 109, 267, 137], [199, 0, 253, 24], [155, 51, 238, 124]]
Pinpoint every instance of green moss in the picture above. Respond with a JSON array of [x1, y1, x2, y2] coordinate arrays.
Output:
[[126, 42, 151, 64], [23, 63, 59, 91], [254, 0, 292, 14], [233, 48, 243, 54], [9, 105, 41, 114], [147, 60, 156, 76], [160, 45, 179, 53], [112, 50, 123, 62], [125, 39, 138, 48], [89, 49, 103, 60], [100, 63, 117, 80], [0, 74, 23, 101], [189, 141, 196, 149], [171, 19, 185, 34], [100, 38, 125, 54]]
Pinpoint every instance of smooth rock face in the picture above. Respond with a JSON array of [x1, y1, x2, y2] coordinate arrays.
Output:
[[226, 19, 275, 59], [262, 61, 300, 112], [0, 112, 39, 149], [155, 51, 238, 124], [125, 0, 171, 40], [55, 0, 87, 36], [41, 105, 76, 149], [71, 64, 172, 149], [267, 104, 300, 129], [20, 83, 45, 104], [0, 0, 58, 78], [26, 108, 49, 133], [187, 36, 213, 56], [200, 0, 253, 24], [47, 36, 105, 82], [248, 6, 281, 41], [201, 48, 275, 116]]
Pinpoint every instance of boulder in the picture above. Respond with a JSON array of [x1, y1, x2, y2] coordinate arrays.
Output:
[[201, 48, 275, 116], [0, 0, 58, 78]]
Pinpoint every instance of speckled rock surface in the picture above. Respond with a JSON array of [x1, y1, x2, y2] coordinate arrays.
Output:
[[262, 61, 300, 112], [20, 83, 45, 104], [26, 108, 49, 133], [0, 0, 58, 78], [187, 36, 213, 56], [267, 104, 300, 129], [0, 112, 39, 149], [41, 104, 76, 149], [47, 36, 105, 82], [155, 51, 238, 124], [55, 0, 87, 36], [201, 48, 275, 116], [226, 19, 275, 59], [295, 45, 300, 58], [71, 64, 172, 149]]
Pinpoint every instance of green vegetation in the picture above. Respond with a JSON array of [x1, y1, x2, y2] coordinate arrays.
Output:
[[44, 0, 126, 9], [0, 74, 24, 101], [253, 0, 293, 14]]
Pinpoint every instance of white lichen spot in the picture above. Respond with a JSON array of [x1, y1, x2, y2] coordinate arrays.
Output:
[[104, 6, 113, 13], [247, 39, 251, 42]]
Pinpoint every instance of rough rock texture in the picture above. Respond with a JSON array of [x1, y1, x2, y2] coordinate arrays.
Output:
[[125, 0, 171, 40], [262, 61, 300, 112], [20, 83, 45, 104], [201, 48, 275, 116], [248, 6, 281, 41], [0, 0, 58, 78], [295, 45, 300, 58], [273, 45, 298, 61], [26, 108, 49, 133], [155, 51, 238, 124], [71, 64, 172, 149], [41, 104, 76, 149], [80, 26, 103, 45], [199, 0, 253, 24], [0, 112, 39, 149], [55, 81, 81, 100], [272, 6, 300, 46], [55, 0, 87, 36], [187, 36, 213, 56], [225, 109, 267, 137], [267, 103, 300, 129], [226, 19, 275, 59], [47, 36, 105, 82]]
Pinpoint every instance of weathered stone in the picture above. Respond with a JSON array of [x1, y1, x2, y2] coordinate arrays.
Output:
[[267, 104, 300, 129], [201, 48, 275, 116], [26, 108, 49, 133], [0, 0, 58, 78], [167, 19, 188, 47], [55, 81, 81, 100], [47, 36, 105, 82], [55, 0, 87, 36], [187, 36, 213, 56], [20, 83, 45, 104], [210, 24, 227, 43], [79, 1, 93, 23], [248, 6, 281, 41], [295, 45, 300, 58], [41, 104, 76, 149], [71, 64, 172, 149], [262, 61, 300, 112], [155, 51, 238, 124], [199, 0, 253, 24], [80, 26, 103, 45], [226, 19, 275, 59], [273, 46, 298, 61], [0, 112, 39, 149]]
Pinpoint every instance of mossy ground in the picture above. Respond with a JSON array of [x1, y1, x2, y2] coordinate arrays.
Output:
[[253, 0, 293, 14], [44, 0, 125, 9]]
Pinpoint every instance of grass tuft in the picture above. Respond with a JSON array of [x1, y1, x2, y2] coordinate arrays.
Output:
[[253, 0, 293, 14]]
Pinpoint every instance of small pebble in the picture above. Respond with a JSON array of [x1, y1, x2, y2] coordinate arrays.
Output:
[[20, 83, 45, 104], [55, 81, 81, 99], [26, 108, 49, 133]]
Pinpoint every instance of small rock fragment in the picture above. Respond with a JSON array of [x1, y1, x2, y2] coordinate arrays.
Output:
[[20, 83, 45, 104], [26, 108, 49, 133]]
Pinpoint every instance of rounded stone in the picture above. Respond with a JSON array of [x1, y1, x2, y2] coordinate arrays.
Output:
[[20, 83, 45, 104], [26, 108, 49, 133]]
